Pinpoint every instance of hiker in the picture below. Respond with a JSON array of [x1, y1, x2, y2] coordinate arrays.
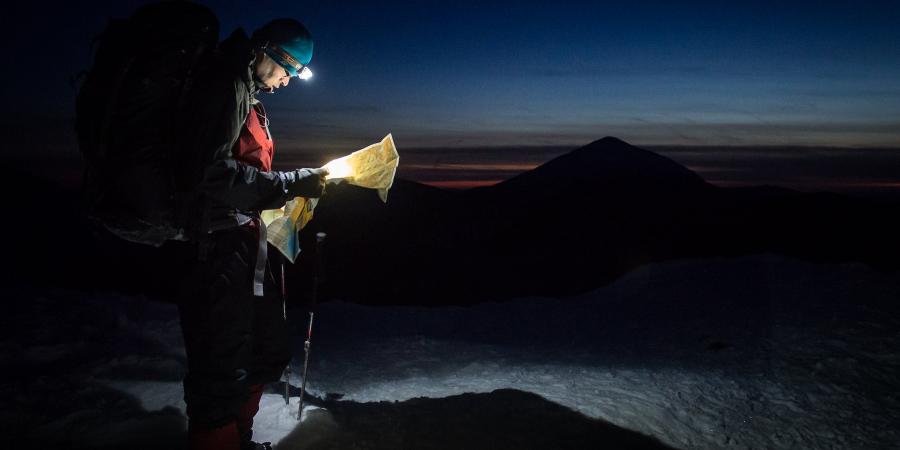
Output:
[[174, 18, 327, 450], [76, 3, 327, 447]]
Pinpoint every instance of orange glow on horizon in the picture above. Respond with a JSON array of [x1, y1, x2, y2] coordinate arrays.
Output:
[[423, 180, 503, 189], [706, 179, 900, 191], [403, 163, 540, 171]]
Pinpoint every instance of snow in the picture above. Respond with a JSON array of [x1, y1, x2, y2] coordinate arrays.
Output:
[[3, 254, 899, 449], [253, 396, 323, 444]]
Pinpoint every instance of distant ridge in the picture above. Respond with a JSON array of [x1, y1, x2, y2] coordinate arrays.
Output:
[[491, 136, 709, 195], [8, 137, 900, 306]]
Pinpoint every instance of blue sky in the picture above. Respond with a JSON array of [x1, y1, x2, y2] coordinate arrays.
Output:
[[254, 0, 900, 150], [3, 0, 899, 190]]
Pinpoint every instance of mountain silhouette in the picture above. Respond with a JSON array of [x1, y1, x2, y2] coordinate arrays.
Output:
[[493, 136, 708, 195], [299, 137, 900, 306], [8, 137, 900, 307]]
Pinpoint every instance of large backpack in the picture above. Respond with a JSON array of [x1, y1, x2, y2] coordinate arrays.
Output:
[[76, 1, 219, 246]]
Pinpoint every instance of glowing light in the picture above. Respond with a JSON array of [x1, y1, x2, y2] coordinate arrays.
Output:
[[323, 157, 353, 179], [299, 66, 313, 81]]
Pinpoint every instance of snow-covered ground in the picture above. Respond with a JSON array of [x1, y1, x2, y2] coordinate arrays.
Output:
[[2, 254, 899, 449]]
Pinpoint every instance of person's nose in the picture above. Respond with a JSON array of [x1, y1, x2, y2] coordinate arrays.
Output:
[[281, 77, 290, 88]]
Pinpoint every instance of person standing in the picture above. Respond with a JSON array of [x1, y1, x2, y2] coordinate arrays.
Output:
[[175, 18, 326, 450]]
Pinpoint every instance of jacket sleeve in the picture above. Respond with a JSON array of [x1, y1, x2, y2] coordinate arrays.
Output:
[[190, 77, 323, 212], [202, 161, 324, 211]]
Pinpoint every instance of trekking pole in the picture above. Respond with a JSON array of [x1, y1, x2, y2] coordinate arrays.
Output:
[[298, 231, 326, 420], [281, 261, 290, 405]]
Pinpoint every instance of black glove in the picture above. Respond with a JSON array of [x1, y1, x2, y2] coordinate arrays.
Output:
[[285, 167, 329, 198]]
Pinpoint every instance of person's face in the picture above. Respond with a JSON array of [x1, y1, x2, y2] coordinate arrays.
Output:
[[254, 52, 291, 93]]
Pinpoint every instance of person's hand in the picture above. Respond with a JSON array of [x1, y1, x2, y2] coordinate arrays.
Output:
[[289, 167, 329, 198], [309, 167, 328, 196], [310, 166, 329, 179]]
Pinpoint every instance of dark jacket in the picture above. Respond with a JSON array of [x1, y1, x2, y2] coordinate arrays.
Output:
[[176, 29, 320, 237]]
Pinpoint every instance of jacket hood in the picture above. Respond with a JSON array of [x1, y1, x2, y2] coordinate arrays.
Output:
[[218, 28, 259, 97]]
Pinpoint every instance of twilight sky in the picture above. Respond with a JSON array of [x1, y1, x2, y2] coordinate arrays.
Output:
[[2, 0, 899, 192]]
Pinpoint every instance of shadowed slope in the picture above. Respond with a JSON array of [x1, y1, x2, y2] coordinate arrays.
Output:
[[277, 389, 677, 450]]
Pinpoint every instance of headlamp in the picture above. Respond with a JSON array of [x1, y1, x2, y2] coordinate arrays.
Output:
[[265, 44, 313, 81], [298, 66, 313, 81]]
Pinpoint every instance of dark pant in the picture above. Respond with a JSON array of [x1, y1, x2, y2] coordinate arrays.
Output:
[[176, 225, 291, 429]]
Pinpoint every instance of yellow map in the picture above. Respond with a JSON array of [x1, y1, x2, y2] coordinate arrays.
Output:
[[262, 134, 399, 262]]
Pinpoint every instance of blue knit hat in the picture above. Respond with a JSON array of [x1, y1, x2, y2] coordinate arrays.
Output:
[[253, 19, 314, 78]]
